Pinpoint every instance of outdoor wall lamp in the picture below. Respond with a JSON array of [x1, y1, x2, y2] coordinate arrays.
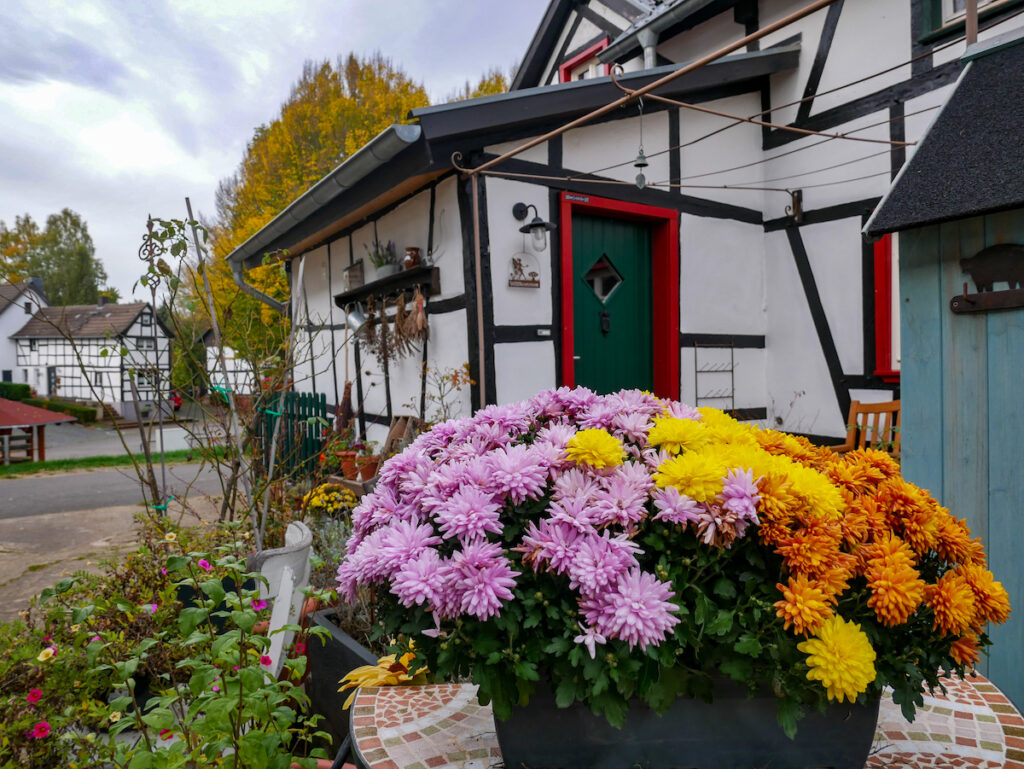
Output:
[[513, 202, 556, 251]]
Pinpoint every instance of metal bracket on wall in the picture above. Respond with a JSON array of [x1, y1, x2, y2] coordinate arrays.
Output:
[[950, 285, 1024, 314]]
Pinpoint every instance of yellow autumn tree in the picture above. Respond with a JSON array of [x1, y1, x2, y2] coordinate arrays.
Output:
[[194, 53, 430, 362]]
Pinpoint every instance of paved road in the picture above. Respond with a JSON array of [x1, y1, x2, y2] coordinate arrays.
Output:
[[0, 464, 225, 519]]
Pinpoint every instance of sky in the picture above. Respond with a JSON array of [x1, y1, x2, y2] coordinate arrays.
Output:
[[0, 0, 549, 300]]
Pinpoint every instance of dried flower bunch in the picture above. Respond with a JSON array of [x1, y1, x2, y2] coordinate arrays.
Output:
[[336, 388, 1009, 732]]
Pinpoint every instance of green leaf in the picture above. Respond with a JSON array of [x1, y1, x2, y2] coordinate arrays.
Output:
[[200, 578, 226, 605], [707, 609, 735, 636], [141, 707, 176, 731], [776, 697, 802, 740], [555, 678, 578, 708], [732, 634, 762, 656], [55, 577, 75, 594], [166, 555, 190, 572], [178, 607, 208, 635], [719, 658, 753, 682], [231, 610, 256, 634], [712, 577, 736, 599], [543, 637, 571, 655], [127, 751, 155, 769]]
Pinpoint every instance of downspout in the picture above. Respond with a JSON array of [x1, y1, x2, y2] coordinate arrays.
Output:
[[231, 261, 287, 315], [637, 28, 659, 69]]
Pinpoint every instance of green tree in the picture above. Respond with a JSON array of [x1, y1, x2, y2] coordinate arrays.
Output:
[[1, 209, 116, 304]]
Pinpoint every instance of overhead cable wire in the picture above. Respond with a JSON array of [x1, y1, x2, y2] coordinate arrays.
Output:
[[664, 5, 1024, 153]]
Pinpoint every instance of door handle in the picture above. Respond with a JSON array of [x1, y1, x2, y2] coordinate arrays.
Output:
[[573, 355, 582, 361], [599, 310, 611, 335]]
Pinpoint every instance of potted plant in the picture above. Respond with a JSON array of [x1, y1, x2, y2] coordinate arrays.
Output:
[[365, 239, 400, 277], [335, 388, 1011, 769], [354, 440, 380, 481]]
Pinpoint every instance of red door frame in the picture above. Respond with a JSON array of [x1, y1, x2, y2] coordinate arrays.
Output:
[[873, 234, 900, 383], [559, 191, 680, 398]]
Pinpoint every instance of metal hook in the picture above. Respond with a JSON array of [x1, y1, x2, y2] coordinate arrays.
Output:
[[785, 189, 803, 224]]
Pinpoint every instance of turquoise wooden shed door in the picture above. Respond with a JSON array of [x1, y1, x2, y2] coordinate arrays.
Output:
[[571, 214, 653, 393]]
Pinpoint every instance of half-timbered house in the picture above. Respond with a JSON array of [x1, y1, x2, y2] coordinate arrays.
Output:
[[11, 301, 174, 420], [226, 0, 1024, 443]]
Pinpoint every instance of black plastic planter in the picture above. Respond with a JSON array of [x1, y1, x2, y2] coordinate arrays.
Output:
[[494, 679, 881, 769], [307, 608, 378, 750]]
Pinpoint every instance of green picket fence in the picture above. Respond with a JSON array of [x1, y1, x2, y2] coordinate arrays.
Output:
[[258, 391, 328, 477]]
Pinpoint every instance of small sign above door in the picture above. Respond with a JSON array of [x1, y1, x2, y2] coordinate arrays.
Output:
[[508, 252, 541, 288]]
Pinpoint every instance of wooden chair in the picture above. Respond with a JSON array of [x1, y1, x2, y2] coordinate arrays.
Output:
[[832, 399, 901, 457]]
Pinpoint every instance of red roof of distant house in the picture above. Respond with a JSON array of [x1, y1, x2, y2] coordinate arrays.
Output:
[[0, 398, 76, 429]]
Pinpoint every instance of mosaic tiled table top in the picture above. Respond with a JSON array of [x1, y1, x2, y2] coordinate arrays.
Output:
[[350, 674, 1024, 769]]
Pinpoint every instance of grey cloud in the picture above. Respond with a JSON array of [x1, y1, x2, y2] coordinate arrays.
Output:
[[0, 22, 130, 93]]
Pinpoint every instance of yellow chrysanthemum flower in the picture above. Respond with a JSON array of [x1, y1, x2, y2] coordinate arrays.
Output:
[[653, 451, 726, 502], [949, 633, 981, 666], [339, 650, 429, 709], [774, 574, 833, 635], [798, 615, 877, 703], [647, 416, 708, 454], [565, 428, 625, 469]]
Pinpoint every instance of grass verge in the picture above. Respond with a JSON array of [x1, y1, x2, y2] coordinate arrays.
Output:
[[0, 448, 224, 478]]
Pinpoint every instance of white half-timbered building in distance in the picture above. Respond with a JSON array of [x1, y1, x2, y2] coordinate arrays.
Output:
[[12, 301, 174, 420], [0, 279, 48, 387], [226, 0, 1024, 443]]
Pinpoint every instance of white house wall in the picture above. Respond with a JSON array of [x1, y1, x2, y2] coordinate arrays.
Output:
[[563, 112, 670, 186], [486, 178, 554, 327], [495, 341, 556, 405], [0, 288, 45, 386]]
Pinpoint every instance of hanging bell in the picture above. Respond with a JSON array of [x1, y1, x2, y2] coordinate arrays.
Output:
[[634, 149, 649, 169]]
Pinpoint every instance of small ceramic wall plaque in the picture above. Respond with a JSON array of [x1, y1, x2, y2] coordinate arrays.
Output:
[[508, 251, 541, 288]]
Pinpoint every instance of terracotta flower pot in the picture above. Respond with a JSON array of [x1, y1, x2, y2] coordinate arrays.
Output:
[[337, 450, 359, 480], [356, 454, 380, 481]]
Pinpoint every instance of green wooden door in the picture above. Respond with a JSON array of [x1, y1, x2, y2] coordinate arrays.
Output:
[[572, 214, 653, 393]]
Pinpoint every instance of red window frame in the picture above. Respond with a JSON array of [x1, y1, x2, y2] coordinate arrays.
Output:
[[559, 38, 611, 83], [873, 234, 900, 383], [559, 191, 680, 398]]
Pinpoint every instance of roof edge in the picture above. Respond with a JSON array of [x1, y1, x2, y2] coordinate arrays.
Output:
[[225, 123, 422, 267]]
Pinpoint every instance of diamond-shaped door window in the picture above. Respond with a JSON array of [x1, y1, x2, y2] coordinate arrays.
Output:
[[583, 254, 623, 303]]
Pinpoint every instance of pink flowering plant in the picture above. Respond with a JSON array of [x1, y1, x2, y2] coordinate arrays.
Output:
[[337, 387, 1009, 733]]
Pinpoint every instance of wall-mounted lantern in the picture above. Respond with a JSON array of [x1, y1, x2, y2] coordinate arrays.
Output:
[[512, 202, 556, 251]]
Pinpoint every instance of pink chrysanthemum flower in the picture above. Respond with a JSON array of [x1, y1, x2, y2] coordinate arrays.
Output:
[[581, 569, 680, 650], [434, 487, 502, 541], [574, 623, 607, 659], [652, 486, 702, 526], [552, 468, 601, 503], [719, 468, 761, 520], [568, 532, 640, 596], [392, 549, 445, 607], [485, 444, 548, 504], [579, 401, 621, 430], [520, 518, 582, 574], [446, 541, 519, 620], [590, 483, 648, 528], [548, 495, 598, 533], [380, 521, 443, 573], [612, 411, 654, 444]]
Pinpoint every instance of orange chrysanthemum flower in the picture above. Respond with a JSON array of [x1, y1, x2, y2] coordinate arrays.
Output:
[[826, 462, 880, 498], [865, 560, 926, 627], [934, 514, 976, 565], [957, 563, 1011, 627], [776, 529, 842, 578], [925, 572, 977, 636], [857, 448, 901, 477], [857, 534, 917, 576], [774, 575, 833, 636], [949, 633, 982, 666], [817, 565, 853, 603], [878, 478, 941, 554]]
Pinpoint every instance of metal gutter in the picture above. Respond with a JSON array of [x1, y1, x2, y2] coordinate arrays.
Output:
[[599, 0, 732, 65], [225, 123, 422, 271]]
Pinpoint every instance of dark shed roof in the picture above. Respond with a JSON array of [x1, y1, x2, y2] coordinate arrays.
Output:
[[865, 29, 1024, 237], [12, 302, 153, 339]]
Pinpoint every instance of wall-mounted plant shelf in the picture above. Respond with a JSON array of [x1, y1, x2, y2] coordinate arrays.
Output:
[[333, 265, 440, 308], [950, 288, 1024, 314]]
